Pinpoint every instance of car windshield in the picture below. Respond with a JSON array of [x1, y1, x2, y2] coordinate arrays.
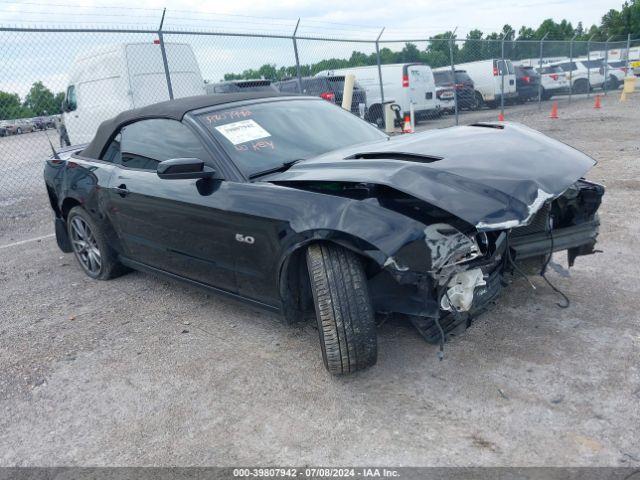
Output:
[[197, 98, 388, 178], [540, 65, 564, 74], [454, 71, 472, 83], [433, 71, 453, 85]]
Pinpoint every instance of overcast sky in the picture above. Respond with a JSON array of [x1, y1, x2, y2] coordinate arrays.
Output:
[[0, 0, 624, 38]]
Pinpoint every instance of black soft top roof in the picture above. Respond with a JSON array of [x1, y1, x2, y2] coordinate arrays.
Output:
[[81, 91, 287, 159]]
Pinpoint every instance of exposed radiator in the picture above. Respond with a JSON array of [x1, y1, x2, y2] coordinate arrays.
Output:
[[511, 202, 551, 237]]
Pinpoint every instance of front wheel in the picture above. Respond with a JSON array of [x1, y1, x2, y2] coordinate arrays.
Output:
[[607, 75, 620, 90], [306, 243, 377, 375]]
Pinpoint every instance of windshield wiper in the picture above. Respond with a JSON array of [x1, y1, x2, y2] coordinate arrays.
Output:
[[249, 159, 305, 180]]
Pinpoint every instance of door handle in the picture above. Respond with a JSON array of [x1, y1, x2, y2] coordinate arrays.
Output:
[[115, 184, 130, 197]]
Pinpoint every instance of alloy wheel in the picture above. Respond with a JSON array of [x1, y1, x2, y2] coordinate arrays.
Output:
[[70, 216, 102, 275]]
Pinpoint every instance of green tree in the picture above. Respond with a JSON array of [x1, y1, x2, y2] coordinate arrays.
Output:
[[0, 91, 27, 120], [23, 81, 61, 116]]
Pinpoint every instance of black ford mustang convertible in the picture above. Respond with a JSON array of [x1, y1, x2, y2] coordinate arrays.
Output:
[[44, 92, 604, 375]]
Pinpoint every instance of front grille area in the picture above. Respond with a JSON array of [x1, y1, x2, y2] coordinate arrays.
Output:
[[511, 202, 551, 237]]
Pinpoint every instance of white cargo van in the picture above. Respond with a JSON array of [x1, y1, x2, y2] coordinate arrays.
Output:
[[62, 42, 205, 145], [453, 59, 517, 108], [315, 63, 438, 126]]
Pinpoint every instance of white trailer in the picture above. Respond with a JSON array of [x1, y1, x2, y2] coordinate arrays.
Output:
[[62, 42, 205, 145]]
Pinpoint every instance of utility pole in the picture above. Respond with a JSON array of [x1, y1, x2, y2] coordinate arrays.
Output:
[[500, 28, 512, 118], [375, 27, 385, 105], [587, 35, 595, 98], [448, 27, 458, 125], [292, 19, 302, 94], [537, 32, 549, 109], [603, 35, 614, 95], [568, 34, 577, 104], [158, 8, 173, 100]]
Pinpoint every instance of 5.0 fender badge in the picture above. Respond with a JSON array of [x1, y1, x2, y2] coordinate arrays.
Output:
[[235, 234, 255, 245]]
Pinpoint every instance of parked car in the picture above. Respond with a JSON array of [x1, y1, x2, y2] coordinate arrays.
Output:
[[433, 69, 478, 110], [45, 92, 604, 375], [453, 59, 517, 108], [536, 64, 570, 99], [63, 42, 206, 145], [275, 76, 367, 116], [607, 60, 632, 76], [32, 117, 50, 130], [550, 59, 605, 93], [315, 63, 439, 127], [435, 86, 455, 113], [579, 58, 623, 90], [206, 79, 278, 95], [513, 65, 541, 103], [2, 119, 35, 134], [601, 60, 627, 89]]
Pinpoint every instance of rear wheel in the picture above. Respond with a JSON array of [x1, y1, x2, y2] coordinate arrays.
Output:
[[67, 206, 127, 280], [573, 79, 589, 94], [474, 91, 484, 110], [607, 75, 619, 90], [16, 127, 22, 134], [366, 104, 384, 128], [541, 87, 551, 100], [306, 243, 377, 375]]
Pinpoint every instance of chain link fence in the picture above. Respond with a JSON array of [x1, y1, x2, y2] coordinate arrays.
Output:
[[1, 24, 639, 229]]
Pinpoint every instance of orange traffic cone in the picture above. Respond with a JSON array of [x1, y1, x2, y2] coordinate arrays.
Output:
[[498, 112, 505, 121], [402, 114, 413, 133], [549, 101, 559, 119], [594, 94, 602, 109]]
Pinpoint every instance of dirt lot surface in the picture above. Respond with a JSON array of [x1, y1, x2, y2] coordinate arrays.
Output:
[[1, 93, 639, 466]]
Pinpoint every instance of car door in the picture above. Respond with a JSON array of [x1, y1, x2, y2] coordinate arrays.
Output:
[[104, 118, 238, 293], [406, 64, 431, 111], [493, 60, 514, 96]]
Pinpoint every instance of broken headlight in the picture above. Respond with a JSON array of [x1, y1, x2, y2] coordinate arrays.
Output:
[[424, 223, 486, 272]]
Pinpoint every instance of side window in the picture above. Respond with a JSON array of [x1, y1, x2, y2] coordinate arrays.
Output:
[[110, 119, 210, 171], [496, 60, 507, 75], [65, 85, 77, 112], [102, 133, 122, 164]]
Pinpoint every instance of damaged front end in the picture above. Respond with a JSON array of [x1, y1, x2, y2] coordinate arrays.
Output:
[[369, 178, 604, 344]]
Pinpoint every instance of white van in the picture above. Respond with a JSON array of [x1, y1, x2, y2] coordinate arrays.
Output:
[[315, 63, 438, 126], [63, 42, 205, 145], [453, 59, 517, 108]]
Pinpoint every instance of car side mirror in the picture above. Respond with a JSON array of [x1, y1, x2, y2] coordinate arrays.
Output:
[[157, 158, 217, 180]]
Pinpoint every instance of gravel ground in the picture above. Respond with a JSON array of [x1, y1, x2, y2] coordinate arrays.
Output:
[[0, 93, 639, 467]]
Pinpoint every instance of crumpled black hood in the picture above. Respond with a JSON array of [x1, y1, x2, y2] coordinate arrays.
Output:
[[267, 122, 596, 231]]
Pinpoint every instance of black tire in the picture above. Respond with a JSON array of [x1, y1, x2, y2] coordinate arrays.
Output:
[[541, 87, 551, 101], [16, 127, 22, 134], [67, 206, 128, 280], [366, 104, 384, 128], [474, 91, 484, 110], [607, 75, 619, 90], [306, 243, 377, 375], [573, 79, 589, 94]]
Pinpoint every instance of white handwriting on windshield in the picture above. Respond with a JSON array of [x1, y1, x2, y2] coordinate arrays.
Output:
[[205, 109, 252, 124]]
